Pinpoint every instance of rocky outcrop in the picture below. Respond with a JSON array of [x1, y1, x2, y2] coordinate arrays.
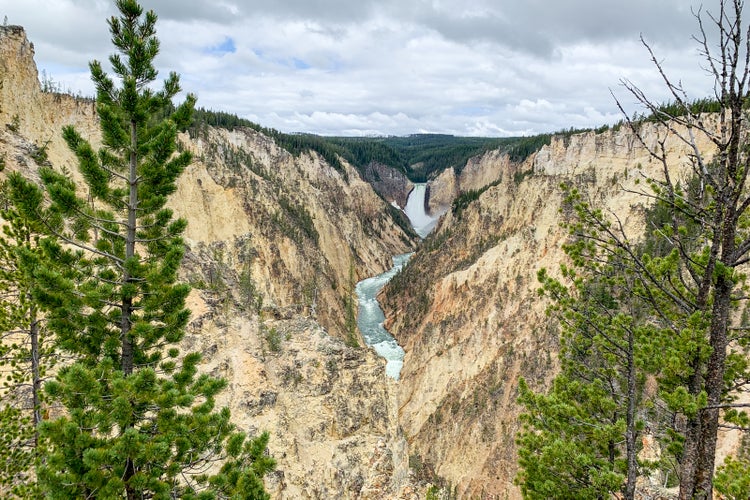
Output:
[[424, 167, 457, 215], [382, 121, 720, 498], [458, 148, 509, 192], [0, 25, 98, 169], [425, 149, 511, 216], [183, 291, 416, 499], [0, 26, 419, 498], [360, 161, 413, 208]]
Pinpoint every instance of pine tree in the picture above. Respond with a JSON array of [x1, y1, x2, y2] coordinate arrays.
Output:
[[614, 4, 750, 495], [11, 1, 274, 497], [516, 197, 655, 500], [516, 376, 626, 500], [517, 2, 750, 498], [0, 183, 39, 498], [0, 177, 63, 497], [613, 2, 750, 495], [714, 434, 750, 500], [0, 175, 82, 497]]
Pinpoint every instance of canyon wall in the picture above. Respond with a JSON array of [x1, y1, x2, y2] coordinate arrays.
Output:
[[426, 148, 511, 215], [382, 121, 725, 498], [0, 26, 420, 498], [359, 160, 413, 209]]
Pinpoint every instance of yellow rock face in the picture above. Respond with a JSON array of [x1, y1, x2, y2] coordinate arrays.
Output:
[[0, 26, 419, 498], [383, 119, 725, 498]]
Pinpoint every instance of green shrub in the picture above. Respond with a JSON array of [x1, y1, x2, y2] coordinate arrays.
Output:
[[264, 327, 282, 352]]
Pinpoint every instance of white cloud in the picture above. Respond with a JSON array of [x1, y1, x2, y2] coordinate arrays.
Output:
[[0, 0, 719, 136]]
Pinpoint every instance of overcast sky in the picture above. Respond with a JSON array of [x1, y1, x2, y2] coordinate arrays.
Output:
[[1, 0, 719, 136]]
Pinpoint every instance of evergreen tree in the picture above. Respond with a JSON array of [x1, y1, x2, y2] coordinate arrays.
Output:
[[516, 375, 626, 500], [11, 1, 274, 497], [0, 183, 40, 498], [714, 434, 750, 500], [614, 3, 750, 495], [0, 177, 64, 497], [518, 3, 750, 497], [517, 201, 654, 500]]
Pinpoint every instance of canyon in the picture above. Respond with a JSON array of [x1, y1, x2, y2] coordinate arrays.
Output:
[[380, 117, 750, 498], [1, 24, 747, 499], [1, 25, 416, 498]]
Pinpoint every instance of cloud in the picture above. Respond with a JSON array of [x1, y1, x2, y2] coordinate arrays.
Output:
[[132, 0, 244, 23], [1, 0, 718, 136]]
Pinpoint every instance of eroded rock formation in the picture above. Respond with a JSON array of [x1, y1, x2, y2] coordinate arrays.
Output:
[[381, 121, 736, 498], [0, 26, 419, 499]]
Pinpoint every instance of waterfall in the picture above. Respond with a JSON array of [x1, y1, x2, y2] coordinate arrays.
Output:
[[354, 184, 440, 379], [403, 183, 439, 238]]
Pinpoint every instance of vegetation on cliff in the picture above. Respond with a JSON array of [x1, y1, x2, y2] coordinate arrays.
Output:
[[2, 1, 274, 497], [189, 108, 351, 180], [518, 2, 750, 498]]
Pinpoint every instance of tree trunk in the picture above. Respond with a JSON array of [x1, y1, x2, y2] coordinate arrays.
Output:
[[624, 328, 637, 500], [124, 459, 137, 500], [30, 303, 40, 449], [678, 352, 705, 500], [693, 234, 734, 498], [121, 115, 139, 498], [121, 118, 138, 376]]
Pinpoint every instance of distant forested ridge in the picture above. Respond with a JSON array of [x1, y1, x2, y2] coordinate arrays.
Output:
[[191, 101, 721, 184], [329, 135, 504, 182], [189, 109, 554, 182]]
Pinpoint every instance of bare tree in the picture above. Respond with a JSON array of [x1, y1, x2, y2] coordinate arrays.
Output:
[[614, 1, 750, 497]]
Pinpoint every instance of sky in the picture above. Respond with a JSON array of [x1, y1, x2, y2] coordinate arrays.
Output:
[[0, 0, 720, 137]]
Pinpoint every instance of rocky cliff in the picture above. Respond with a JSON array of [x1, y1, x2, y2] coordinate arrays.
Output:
[[381, 121, 732, 498], [0, 26, 420, 498], [359, 160, 414, 209], [424, 148, 511, 216]]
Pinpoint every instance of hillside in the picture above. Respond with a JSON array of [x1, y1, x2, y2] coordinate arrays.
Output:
[[380, 116, 750, 498], [0, 25, 421, 498]]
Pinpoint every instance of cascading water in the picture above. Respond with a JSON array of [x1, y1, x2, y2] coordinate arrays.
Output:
[[403, 183, 440, 239], [355, 184, 441, 379], [355, 254, 410, 379]]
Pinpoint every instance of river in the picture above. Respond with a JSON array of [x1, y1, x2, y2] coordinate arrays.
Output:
[[355, 253, 411, 380], [356, 184, 438, 379]]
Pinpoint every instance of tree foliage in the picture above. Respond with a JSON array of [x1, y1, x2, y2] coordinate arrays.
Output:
[[517, 197, 657, 499], [517, 2, 750, 498], [9, 1, 274, 497], [715, 462, 750, 499], [714, 435, 750, 500], [0, 178, 63, 497], [517, 375, 628, 500]]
